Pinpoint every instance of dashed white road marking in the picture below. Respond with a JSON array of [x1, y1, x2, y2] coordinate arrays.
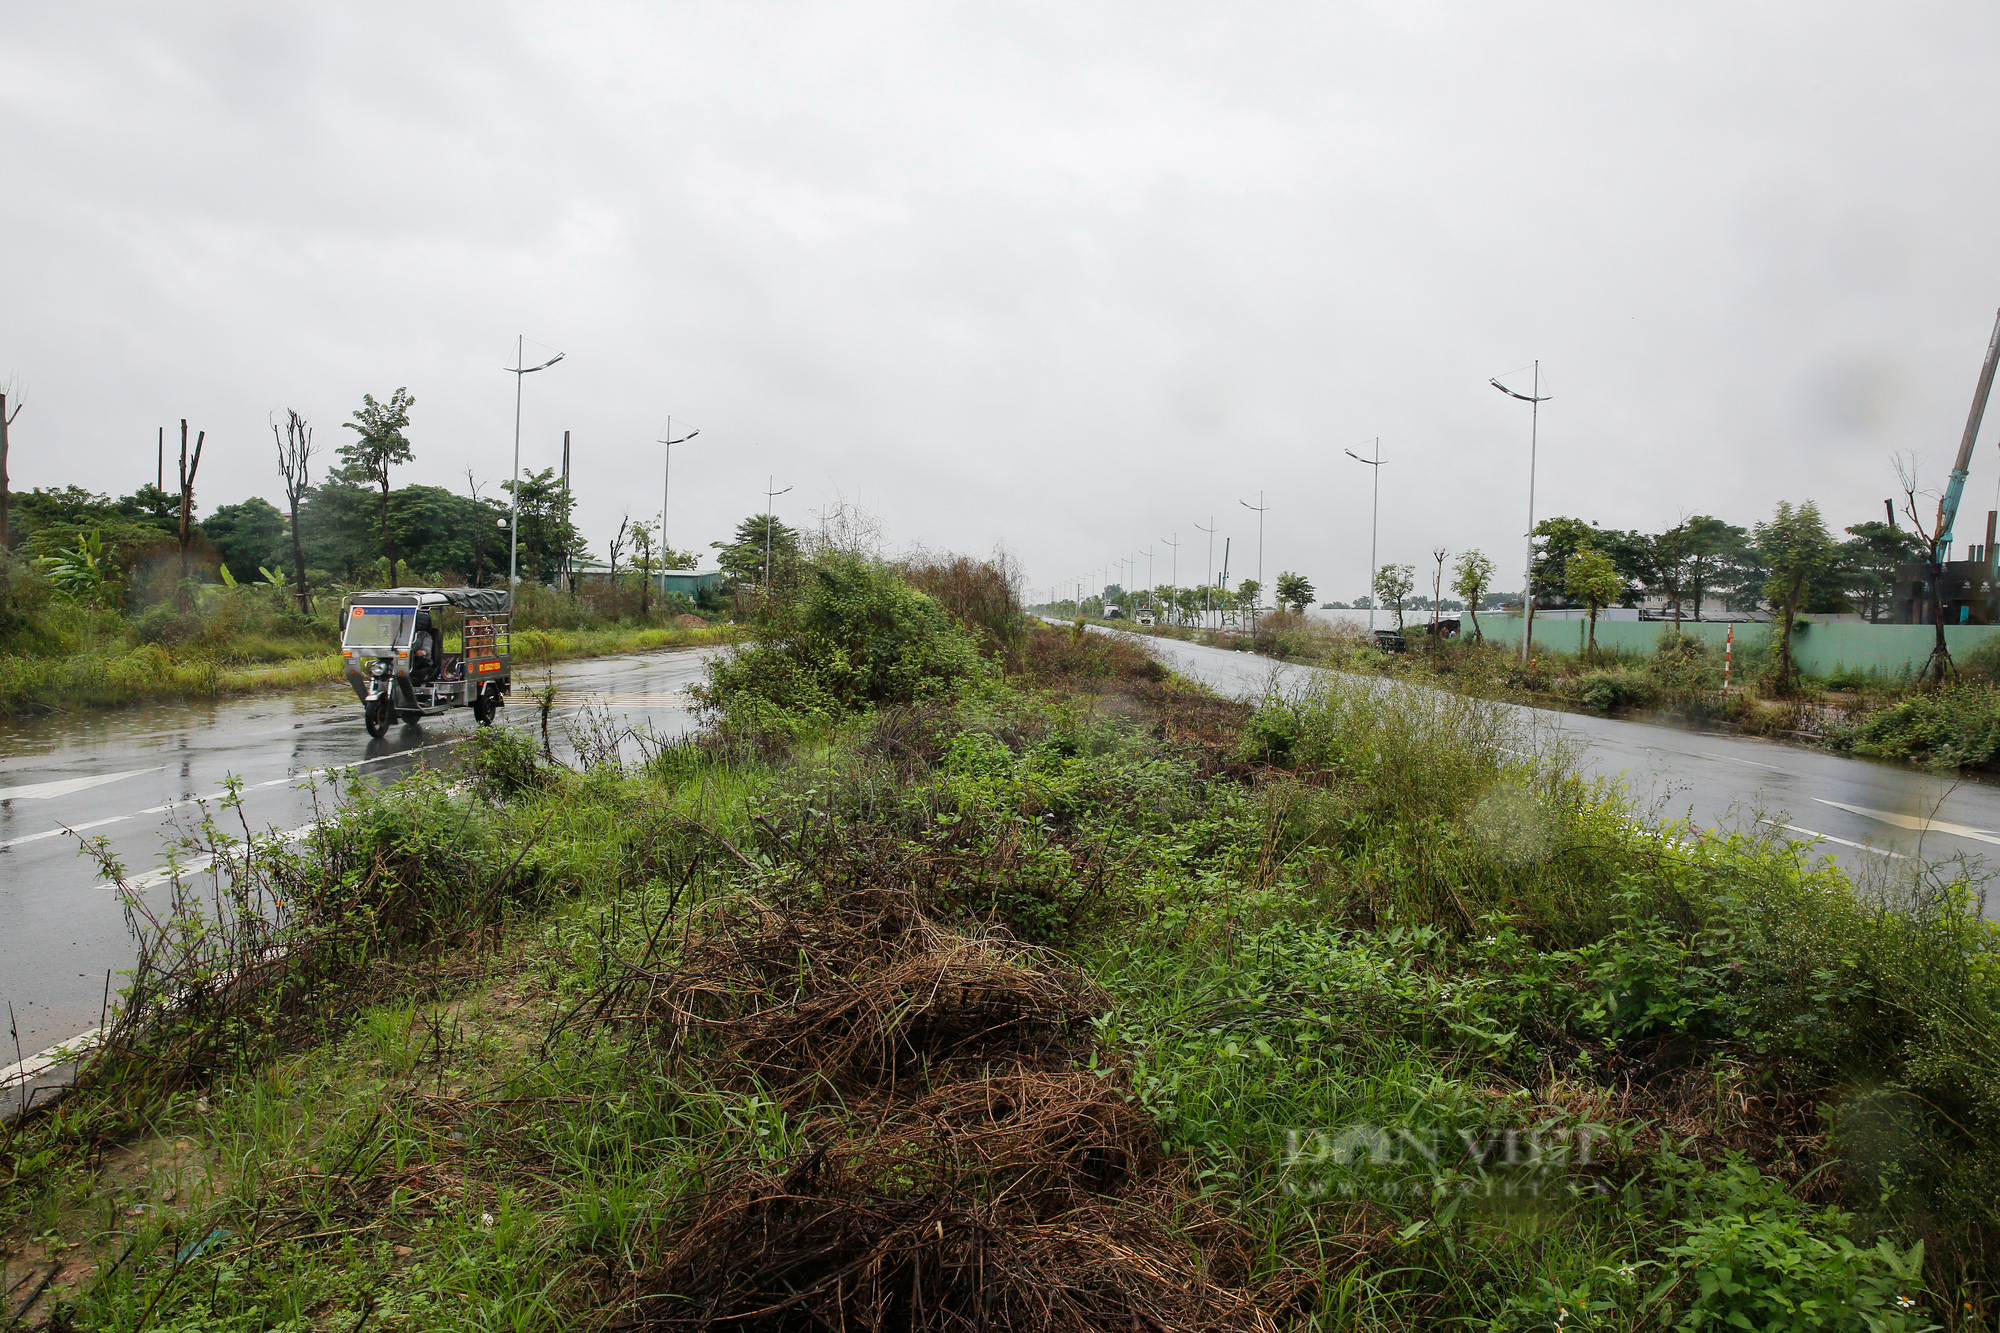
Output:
[[1762, 819, 1910, 858], [0, 767, 163, 802], [1700, 750, 1787, 773], [1814, 799, 2000, 847]]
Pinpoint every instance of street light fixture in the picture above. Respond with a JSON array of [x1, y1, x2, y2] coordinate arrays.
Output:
[[1491, 362, 1552, 665], [1160, 533, 1179, 626], [1344, 439, 1383, 632], [658, 416, 699, 592], [1240, 493, 1268, 605], [505, 336, 565, 587]]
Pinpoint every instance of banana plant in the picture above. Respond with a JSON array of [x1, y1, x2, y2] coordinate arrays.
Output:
[[39, 532, 113, 607]]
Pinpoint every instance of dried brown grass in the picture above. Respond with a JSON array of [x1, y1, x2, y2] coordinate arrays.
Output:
[[589, 886, 1294, 1332]]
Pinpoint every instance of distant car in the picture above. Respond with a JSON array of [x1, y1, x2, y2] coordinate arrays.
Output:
[[1104, 605, 1125, 619], [1135, 608, 1156, 625]]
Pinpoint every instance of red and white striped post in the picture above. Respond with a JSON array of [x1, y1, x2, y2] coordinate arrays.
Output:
[[1722, 624, 1734, 693]]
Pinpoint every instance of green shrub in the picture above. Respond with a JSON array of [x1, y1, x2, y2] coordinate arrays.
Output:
[[1658, 1162, 1934, 1333], [1838, 685, 2000, 770], [695, 555, 994, 738], [1575, 668, 1652, 712]]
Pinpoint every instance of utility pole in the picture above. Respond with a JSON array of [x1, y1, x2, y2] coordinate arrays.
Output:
[[1491, 364, 1552, 665], [505, 335, 565, 588], [1140, 546, 1154, 613], [762, 475, 792, 592], [658, 416, 699, 600], [1344, 439, 1384, 632], [560, 429, 571, 592]]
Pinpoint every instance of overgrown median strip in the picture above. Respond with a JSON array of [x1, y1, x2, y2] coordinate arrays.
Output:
[[1, 555, 1990, 1331]]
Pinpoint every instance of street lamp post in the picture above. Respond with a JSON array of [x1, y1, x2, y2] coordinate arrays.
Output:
[[1344, 439, 1383, 632], [658, 416, 699, 597], [1240, 492, 1268, 609], [762, 475, 792, 593], [505, 335, 565, 587], [1491, 363, 1553, 666], [1160, 533, 1179, 625], [1195, 517, 1217, 628]]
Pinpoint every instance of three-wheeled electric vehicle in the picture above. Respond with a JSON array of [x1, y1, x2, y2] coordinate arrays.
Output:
[[341, 587, 512, 737]]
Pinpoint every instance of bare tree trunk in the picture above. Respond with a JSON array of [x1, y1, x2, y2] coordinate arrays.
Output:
[[639, 536, 651, 616], [379, 473, 394, 578], [176, 419, 205, 604], [0, 392, 17, 550], [274, 410, 314, 614]]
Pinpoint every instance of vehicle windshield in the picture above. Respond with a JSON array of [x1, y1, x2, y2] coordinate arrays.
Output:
[[344, 606, 414, 648]]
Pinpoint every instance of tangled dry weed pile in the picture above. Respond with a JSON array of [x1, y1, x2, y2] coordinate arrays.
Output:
[[589, 887, 1293, 1332]]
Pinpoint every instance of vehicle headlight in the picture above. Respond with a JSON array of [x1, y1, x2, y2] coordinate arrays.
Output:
[[369, 659, 390, 678]]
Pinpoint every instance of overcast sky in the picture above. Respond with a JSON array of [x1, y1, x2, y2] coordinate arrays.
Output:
[[8, 3, 2000, 600]]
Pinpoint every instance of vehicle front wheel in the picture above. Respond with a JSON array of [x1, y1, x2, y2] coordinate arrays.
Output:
[[472, 692, 497, 726], [364, 698, 391, 738]]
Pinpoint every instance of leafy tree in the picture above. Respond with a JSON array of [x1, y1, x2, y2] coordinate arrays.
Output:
[[1373, 562, 1414, 631], [1274, 571, 1314, 613], [1837, 520, 1924, 623], [202, 497, 288, 584], [1236, 579, 1261, 615], [1636, 523, 1692, 623], [1529, 517, 1597, 605], [1564, 548, 1623, 659], [337, 387, 415, 568], [501, 467, 586, 585], [1683, 516, 1755, 618], [1174, 585, 1204, 624], [1451, 549, 1494, 641], [298, 479, 379, 582], [1592, 527, 1653, 606], [1755, 499, 1836, 695], [713, 513, 800, 592]]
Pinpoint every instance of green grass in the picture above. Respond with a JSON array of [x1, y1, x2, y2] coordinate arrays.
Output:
[[4, 627, 1990, 1330]]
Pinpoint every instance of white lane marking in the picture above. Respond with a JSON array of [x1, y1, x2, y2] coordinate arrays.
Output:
[[0, 767, 164, 802], [2, 1025, 103, 1096], [1, 816, 133, 850], [1813, 799, 2000, 847], [1700, 751, 1787, 773], [1761, 819, 1910, 858], [3, 741, 461, 854]]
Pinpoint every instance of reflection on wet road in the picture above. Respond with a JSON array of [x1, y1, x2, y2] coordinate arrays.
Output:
[[0, 647, 719, 1052], [1098, 627, 2000, 911]]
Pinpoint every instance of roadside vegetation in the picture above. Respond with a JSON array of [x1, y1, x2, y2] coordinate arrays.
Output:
[[0, 556, 742, 715], [4, 544, 1996, 1331]]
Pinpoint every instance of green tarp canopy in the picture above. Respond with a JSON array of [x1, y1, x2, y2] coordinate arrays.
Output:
[[364, 587, 512, 614]]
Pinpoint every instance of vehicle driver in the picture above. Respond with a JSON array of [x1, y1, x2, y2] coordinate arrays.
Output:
[[410, 614, 436, 685]]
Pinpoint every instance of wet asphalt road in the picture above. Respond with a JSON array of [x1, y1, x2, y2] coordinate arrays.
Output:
[[1089, 626, 2000, 911], [0, 648, 718, 1054]]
